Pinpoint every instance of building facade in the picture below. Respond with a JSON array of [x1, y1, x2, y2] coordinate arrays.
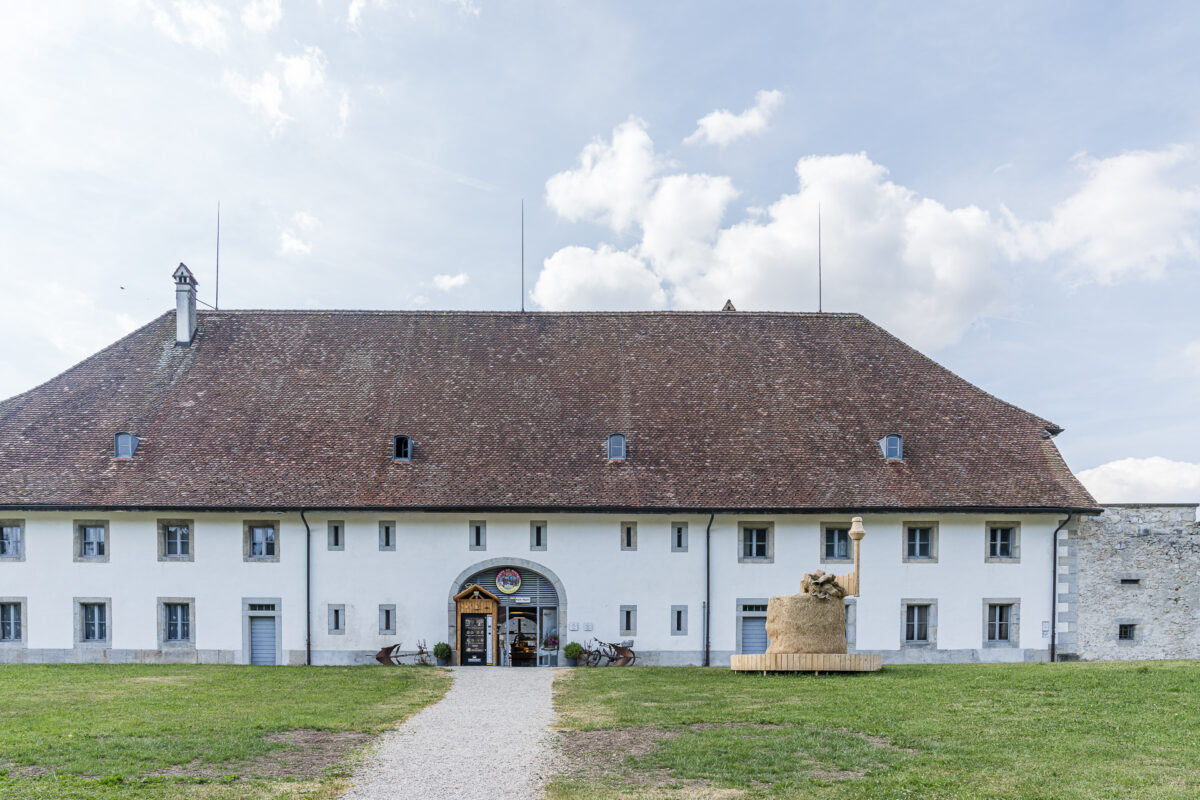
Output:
[[0, 267, 1102, 666], [1056, 504, 1200, 661]]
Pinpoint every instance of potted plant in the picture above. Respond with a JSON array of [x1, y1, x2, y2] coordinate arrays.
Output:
[[563, 641, 583, 667], [541, 633, 559, 652], [432, 641, 452, 666]]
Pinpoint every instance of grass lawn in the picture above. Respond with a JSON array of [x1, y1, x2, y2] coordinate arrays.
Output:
[[0, 664, 449, 800], [549, 661, 1200, 800]]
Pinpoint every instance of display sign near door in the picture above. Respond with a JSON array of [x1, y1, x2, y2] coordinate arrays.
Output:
[[460, 613, 490, 665], [496, 569, 522, 594]]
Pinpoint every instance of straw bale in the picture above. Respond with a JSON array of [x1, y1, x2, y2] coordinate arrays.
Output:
[[765, 583, 847, 655]]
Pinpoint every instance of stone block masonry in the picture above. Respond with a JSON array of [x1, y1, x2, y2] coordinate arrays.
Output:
[[1063, 504, 1200, 661]]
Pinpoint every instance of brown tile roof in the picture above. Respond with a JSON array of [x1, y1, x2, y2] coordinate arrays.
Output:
[[0, 310, 1099, 512]]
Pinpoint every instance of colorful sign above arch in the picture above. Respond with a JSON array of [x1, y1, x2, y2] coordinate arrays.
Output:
[[495, 568, 522, 594]]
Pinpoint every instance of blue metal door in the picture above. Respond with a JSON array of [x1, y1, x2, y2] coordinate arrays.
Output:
[[741, 617, 768, 654], [250, 616, 276, 665]]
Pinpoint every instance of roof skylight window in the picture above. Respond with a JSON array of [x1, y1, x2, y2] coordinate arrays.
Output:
[[607, 433, 627, 461], [879, 434, 903, 461], [114, 432, 140, 459], [393, 435, 413, 462]]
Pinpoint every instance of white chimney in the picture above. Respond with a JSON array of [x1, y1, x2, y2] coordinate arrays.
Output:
[[173, 263, 198, 346]]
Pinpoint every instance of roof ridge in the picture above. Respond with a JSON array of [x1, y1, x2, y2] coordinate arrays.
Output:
[[193, 309, 868, 317]]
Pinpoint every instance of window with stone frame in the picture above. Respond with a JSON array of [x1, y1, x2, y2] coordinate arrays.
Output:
[[0, 602, 21, 642], [0, 522, 23, 559], [164, 603, 191, 642], [823, 526, 851, 561]]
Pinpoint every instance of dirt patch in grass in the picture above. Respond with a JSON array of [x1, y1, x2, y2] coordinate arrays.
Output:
[[126, 675, 197, 686], [148, 729, 372, 780], [558, 722, 888, 792]]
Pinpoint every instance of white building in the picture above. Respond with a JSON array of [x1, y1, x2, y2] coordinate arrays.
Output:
[[0, 267, 1100, 666]]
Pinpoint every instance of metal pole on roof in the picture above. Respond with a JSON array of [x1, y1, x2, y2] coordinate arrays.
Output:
[[215, 201, 221, 311], [818, 203, 822, 314], [521, 199, 525, 312]]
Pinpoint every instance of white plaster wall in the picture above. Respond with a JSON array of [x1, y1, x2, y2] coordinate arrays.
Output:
[[307, 513, 709, 659], [2, 510, 1062, 664], [6, 512, 304, 660]]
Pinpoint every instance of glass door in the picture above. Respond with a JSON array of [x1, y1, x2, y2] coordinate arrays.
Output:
[[538, 606, 558, 666]]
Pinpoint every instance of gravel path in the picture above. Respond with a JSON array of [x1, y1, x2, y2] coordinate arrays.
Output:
[[341, 667, 559, 800]]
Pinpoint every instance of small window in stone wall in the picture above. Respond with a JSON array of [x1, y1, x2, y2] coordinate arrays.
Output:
[[1120, 578, 1141, 586], [1118, 623, 1137, 641]]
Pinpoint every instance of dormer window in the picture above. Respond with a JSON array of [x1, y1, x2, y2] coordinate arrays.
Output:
[[879, 434, 902, 461], [607, 433, 627, 461], [114, 432, 140, 459], [393, 435, 412, 462]]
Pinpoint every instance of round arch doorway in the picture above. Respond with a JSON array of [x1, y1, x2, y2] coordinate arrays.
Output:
[[454, 561, 563, 667]]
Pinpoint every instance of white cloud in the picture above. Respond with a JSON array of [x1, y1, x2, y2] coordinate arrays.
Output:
[[1078, 457, 1200, 505], [536, 120, 1006, 350], [1185, 341, 1200, 375], [432, 272, 470, 291], [337, 90, 351, 136], [530, 245, 667, 311], [279, 230, 312, 256], [241, 0, 282, 32], [545, 117, 661, 233], [150, 0, 229, 51], [291, 211, 320, 230], [442, 0, 481, 16], [278, 47, 327, 93], [1012, 146, 1200, 284], [279, 213, 318, 256], [223, 70, 288, 133], [348, 0, 388, 30], [685, 89, 784, 147]]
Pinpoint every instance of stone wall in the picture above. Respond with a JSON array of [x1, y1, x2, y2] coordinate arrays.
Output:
[[1060, 504, 1200, 661]]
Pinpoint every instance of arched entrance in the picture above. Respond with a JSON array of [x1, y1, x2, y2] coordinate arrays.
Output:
[[448, 558, 566, 667]]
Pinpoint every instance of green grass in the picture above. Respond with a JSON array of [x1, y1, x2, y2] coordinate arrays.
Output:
[[549, 661, 1200, 800], [0, 664, 449, 800]]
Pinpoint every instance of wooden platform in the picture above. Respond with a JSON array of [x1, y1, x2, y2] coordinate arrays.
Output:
[[730, 652, 882, 673]]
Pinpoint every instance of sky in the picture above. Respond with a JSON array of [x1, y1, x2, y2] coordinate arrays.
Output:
[[1, 1, 1198, 506]]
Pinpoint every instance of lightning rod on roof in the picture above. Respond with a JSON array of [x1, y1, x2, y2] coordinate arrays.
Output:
[[818, 202, 822, 314], [520, 198, 525, 313], [215, 201, 220, 311]]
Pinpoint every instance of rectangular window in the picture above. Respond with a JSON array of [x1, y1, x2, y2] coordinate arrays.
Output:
[[905, 604, 929, 642], [743, 528, 768, 558], [82, 526, 105, 557], [250, 526, 276, 557], [379, 521, 396, 551], [620, 522, 637, 551], [907, 527, 931, 559], [530, 521, 547, 551], [0, 523, 22, 559], [165, 525, 189, 557], [82, 603, 107, 642], [328, 521, 344, 551], [670, 605, 688, 636], [672, 522, 688, 553], [738, 522, 774, 563], [1120, 578, 1141, 586], [328, 604, 346, 635], [1118, 623, 1137, 641], [824, 527, 850, 560], [0, 603, 20, 642], [619, 605, 637, 636], [989, 528, 1013, 558], [164, 603, 190, 642], [987, 603, 1012, 642], [469, 521, 487, 551], [985, 524, 1020, 562], [379, 604, 396, 635]]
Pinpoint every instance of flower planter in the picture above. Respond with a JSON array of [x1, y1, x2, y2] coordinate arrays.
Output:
[[565, 657, 578, 667]]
